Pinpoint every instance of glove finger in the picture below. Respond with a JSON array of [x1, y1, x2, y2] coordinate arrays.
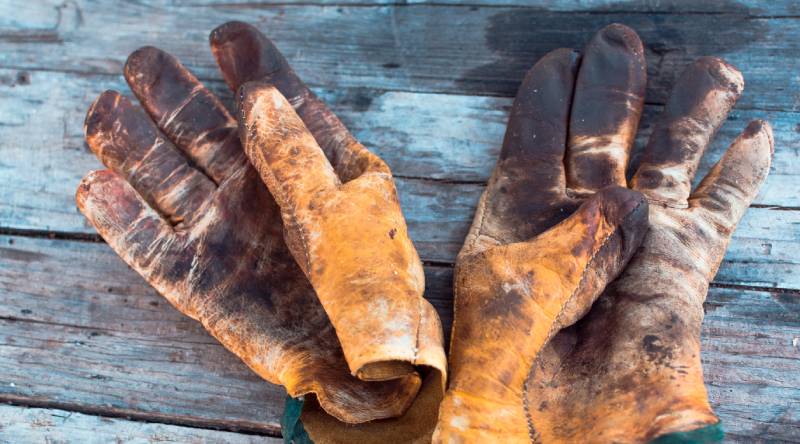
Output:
[[462, 48, 580, 255], [84, 91, 216, 226], [633, 57, 743, 207], [210, 21, 367, 182], [237, 82, 340, 214], [75, 170, 181, 287], [499, 47, 578, 196], [566, 23, 646, 196], [689, 120, 773, 269], [124, 47, 247, 184]]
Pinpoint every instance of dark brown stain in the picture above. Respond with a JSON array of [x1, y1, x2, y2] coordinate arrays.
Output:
[[498, 368, 514, 387], [642, 334, 674, 366], [480, 286, 529, 321], [15, 71, 30, 85], [569, 153, 619, 193], [389, 228, 397, 239], [538, 400, 549, 411], [633, 168, 664, 189], [741, 119, 765, 138]]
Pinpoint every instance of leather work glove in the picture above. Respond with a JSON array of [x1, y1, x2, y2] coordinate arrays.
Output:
[[525, 38, 773, 444], [434, 24, 773, 443], [211, 21, 446, 442], [433, 23, 650, 443], [76, 21, 444, 440]]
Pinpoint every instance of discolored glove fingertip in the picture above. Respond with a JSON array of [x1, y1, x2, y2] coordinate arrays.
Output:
[[737, 118, 775, 185], [124, 46, 171, 94], [700, 56, 744, 96], [667, 57, 744, 121], [210, 21, 288, 92], [75, 170, 142, 229], [124, 46, 202, 118], [690, 119, 773, 228], [84, 90, 123, 141], [742, 118, 774, 156], [76, 169, 111, 213], [594, 22, 645, 54]]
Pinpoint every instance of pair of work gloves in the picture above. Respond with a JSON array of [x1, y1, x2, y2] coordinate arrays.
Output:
[[76, 21, 772, 444]]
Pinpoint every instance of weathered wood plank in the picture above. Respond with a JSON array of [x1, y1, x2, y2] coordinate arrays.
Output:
[[2, 68, 798, 192], [701, 288, 800, 443], [0, 68, 797, 289], [169, 0, 800, 16], [0, 234, 798, 440], [0, 234, 448, 434], [0, 404, 279, 444], [2, 2, 799, 111], [0, 237, 285, 434]]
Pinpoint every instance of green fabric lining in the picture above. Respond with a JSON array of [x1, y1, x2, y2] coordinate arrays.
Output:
[[281, 395, 313, 444], [649, 423, 724, 444]]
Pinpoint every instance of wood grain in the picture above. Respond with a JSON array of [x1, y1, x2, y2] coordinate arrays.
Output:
[[2, 2, 799, 110], [0, 68, 797, 290], [1, 1, 798, 441], [0, 234, 797, 440], [0, 404, 280, 444], [168, 0, 800, 15]]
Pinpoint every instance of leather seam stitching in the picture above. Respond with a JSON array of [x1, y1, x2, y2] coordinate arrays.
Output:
[[522, 198, 645, 443]]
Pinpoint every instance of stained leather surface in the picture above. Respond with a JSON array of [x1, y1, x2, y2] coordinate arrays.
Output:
[[434, 24, 773, 443], [74, 21, 772, 444], [76, 24, 445, 428]]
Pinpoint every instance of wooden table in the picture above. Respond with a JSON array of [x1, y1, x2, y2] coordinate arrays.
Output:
[[1, 1, 798, 442]]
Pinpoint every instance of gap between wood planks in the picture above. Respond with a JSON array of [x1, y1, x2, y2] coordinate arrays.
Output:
[[0, 394, 282, 438], [0, 233, 796, 440], [3, 225, 800, 298], [0, 404, 282, 443]]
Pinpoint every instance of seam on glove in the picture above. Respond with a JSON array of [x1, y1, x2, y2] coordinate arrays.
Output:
[[522, 197, 646, 443], [265, 156, 313, 274], [468, 189, 492, 253], [645, 196, 689, 209]]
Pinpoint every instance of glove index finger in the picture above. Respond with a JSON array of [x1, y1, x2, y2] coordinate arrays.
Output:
[[237, 82, 340, 218], [211, 21, 365, 181], [210, 21, 292, 93]]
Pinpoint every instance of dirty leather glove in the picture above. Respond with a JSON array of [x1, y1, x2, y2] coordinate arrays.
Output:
[[209, 22, 447, 443], [433, 24, 651, 443], [525, 36, 773, 443], [222, 25, 446, 390], [76, 34, 443, 428], [433, 23, 773, 443]]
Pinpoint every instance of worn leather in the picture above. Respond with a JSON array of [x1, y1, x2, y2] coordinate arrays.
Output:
[[434, 24, 772, 443], [76, 30, 444, 427], [526, 56, 773, 443], [213, 15, 446, 388], [209, 22, 447, 441]]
